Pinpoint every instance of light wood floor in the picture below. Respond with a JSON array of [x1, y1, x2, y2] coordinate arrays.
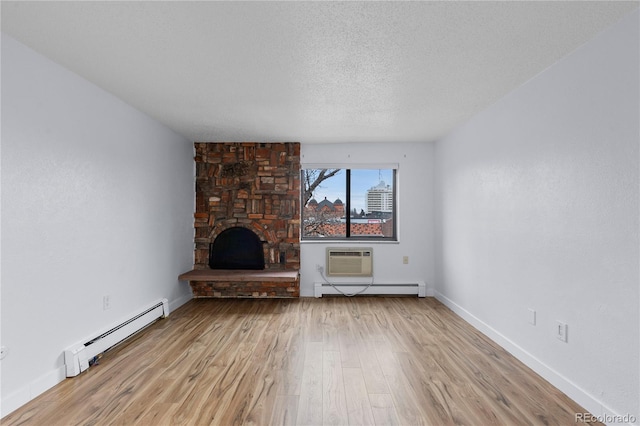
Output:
[[3, 297, 599, 425]]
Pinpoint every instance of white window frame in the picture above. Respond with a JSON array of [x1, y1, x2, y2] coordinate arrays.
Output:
[[300, 163, 399, 242]]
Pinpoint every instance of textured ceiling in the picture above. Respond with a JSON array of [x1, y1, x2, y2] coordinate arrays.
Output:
[[2, 1, 637, 144]]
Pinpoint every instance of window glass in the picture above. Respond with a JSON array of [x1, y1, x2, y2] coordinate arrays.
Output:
[[350, 169, 394, 238], [301, 168, 396, 240]]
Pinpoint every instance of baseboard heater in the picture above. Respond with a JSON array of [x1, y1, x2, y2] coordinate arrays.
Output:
[[64, 298, 169, 377], [314, 282, 427, 298]]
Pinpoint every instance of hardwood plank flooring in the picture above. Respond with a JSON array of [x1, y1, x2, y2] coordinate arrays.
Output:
[[2, 297, 601, 426]]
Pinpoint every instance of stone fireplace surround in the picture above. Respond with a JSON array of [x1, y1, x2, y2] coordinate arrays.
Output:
[[179, 142, 301, 298]]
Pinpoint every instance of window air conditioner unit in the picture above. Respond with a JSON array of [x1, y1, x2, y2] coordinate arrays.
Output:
[[326, 248, 373, 277]]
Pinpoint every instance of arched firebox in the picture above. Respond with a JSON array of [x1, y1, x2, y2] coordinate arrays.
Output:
[[209, 227, 265, 270]]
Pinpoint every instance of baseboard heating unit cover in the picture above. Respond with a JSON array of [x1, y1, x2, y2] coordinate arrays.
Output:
[[64, 298, 169, 377], [314, 282, 426, 298]]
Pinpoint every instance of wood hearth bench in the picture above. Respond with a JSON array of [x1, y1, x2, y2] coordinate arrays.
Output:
[[178, 269, 300, 298]]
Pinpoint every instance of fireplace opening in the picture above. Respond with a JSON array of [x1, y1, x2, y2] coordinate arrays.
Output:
[[209, 227, 265, 270]]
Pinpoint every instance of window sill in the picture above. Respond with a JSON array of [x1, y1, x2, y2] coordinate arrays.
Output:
[[300, 239, 399, 244]]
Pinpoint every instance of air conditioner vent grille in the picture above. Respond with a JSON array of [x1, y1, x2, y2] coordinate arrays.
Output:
[[331, 251, 362, 257], [326, 248, 373, 277]]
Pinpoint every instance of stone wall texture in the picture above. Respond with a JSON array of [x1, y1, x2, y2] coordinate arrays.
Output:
[[189, 280, 298, 298], [190, 142, 301, 297]]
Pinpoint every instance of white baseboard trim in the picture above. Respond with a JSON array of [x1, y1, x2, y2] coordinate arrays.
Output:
[[1, 365, 66, 418], [434, 291, 636, 425], [169, 292, 193, 313]]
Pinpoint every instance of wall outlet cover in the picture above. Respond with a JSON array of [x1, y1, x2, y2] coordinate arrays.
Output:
[[103, 295, 111, 311], [556, 321, 568, 342], [528, 308, 536, 325]]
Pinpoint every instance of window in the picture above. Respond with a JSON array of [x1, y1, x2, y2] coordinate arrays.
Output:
[[301, 167, 397, 240]]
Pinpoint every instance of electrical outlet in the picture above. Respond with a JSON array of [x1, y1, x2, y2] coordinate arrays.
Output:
[[528, 308, 536, 325], [0, 346, 8, 360], [556, 321, 568, 342], [103, 295, 111, 311], [403, 256, 409, 264]]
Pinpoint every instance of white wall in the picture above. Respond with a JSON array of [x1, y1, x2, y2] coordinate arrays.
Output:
[[434, 10, 639, 422], [1, 35, 195, 416], [300, 142, 435, 297]]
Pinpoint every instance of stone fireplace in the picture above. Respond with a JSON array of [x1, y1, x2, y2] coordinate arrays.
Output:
[[180, 142, 301, 298]]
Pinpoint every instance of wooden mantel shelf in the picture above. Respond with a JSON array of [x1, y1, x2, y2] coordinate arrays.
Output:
[[178, 269, 299, 283]]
